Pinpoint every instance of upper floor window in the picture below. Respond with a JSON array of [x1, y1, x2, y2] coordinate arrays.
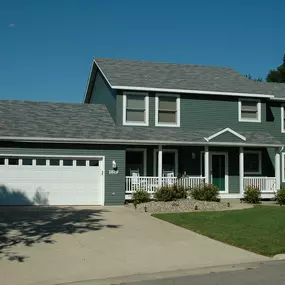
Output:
[[238, 99, 261, 122], [123, 92, 149, 126], [281, 106, 285, 133], [155, 94, 180, 127]]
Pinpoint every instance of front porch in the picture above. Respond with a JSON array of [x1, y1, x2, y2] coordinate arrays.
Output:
[[125, 145, 280, 200]]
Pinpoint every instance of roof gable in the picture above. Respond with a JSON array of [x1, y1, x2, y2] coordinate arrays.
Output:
[[205, 128, 246, 142]]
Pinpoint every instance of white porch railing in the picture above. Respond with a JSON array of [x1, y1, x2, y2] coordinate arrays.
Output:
[[243, 177, 277, 193], [125, 176, 205, 197]]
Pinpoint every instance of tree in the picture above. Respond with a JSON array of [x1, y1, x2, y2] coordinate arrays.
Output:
[[245, 74, 263, 82], [266, 54, 285, 83]]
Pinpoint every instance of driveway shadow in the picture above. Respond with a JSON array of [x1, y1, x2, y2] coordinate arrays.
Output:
[[0, 206, 121, 262]]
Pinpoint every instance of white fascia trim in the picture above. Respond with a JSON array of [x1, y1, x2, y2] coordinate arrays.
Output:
[[238, 99, 261, 123], [122, 92, 149, 126], [281, 106, 285, 133], [0, 136, 283, 147], [112, 85, 274, 99], [244, 150, 262, 175], [271, 97, 285, 101], [155, 94, 180, 127], [206, 127, 246, 142]]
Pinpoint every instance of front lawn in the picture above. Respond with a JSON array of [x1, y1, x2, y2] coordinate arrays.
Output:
[[152, 206, 285, 256]]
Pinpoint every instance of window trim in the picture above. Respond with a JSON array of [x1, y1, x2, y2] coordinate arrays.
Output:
[[126, 148, 147, 176], [281, 106, 285, 133], [244, 150, 262, 175], [122, 92, 149, 126], [155, 94, 180, 127], [153, 149, 178, 176], [238, 99, 261, 123]]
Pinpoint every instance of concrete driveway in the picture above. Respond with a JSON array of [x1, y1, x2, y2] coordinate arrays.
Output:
[[0, 206, 268, 285]]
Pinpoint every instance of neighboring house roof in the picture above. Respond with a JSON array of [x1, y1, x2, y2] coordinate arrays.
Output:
[[0, 101, 282, 147], [92, 57, 274, 98]]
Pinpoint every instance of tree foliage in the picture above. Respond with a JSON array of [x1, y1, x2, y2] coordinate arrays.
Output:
[[266, 54, 285, 83], [245, 74, 263, 82]]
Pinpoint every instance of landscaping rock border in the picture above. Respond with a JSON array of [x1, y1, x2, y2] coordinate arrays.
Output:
[[125, 199, 230, 213]]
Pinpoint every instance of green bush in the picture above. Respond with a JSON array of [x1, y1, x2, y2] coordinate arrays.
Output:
[[190, 183, 219, 202], [244, 185, 261, 204], [132, 190, 150, 204], [154, 184, 188, 202], [276, 188, 285, 205]]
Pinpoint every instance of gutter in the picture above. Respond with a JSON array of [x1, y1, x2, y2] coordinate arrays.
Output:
[[0, 136, 282, 148]]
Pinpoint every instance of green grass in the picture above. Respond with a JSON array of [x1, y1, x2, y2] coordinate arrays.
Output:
[[152, 206, 285, 256]]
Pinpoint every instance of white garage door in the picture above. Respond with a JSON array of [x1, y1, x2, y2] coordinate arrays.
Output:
[[0, 156, 104, 206]]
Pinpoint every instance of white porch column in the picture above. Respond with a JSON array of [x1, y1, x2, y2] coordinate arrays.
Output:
[[239, 147, 244, 196], [158, 145, 163, 186], [275, 148, 281, 190], [204, 146, 209, 184]]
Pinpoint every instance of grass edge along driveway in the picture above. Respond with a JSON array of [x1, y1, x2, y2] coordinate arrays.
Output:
[[152, 206, 285, 257]]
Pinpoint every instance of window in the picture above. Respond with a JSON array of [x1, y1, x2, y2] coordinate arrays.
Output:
[[0, 158, 5, 165], [153, 149, 178, 176], [89, 160, 99, 167], [76, 160, 86, 166], [155, 95, 180, 126], [63, 159, 73, 166], [239, 99, 261, 122], [123, 93, 149, 126], [50, 159, 60, 166], [281, 106, 285, 133], [126, 149, 146, 176], [244, 151, 261, 174], [22, 158, 33, 165], [36, 159, 46, 166], [8, 158, 19, 165]]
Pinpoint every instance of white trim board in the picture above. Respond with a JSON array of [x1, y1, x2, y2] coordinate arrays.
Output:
[[282, 152, 285, 182], [205, 127, 246, 142], [0, 136, 282, 147], [281, 106, 285, 133]]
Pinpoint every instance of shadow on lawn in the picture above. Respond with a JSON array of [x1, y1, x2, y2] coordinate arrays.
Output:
[[0, 187, 121, 262]]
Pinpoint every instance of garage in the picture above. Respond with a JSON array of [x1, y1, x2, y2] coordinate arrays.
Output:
[[0, 156, 105, 206]]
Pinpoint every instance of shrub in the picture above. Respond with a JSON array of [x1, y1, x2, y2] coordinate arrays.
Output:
[[190, 183, 219, 202], [132, 190, 150, 204], [154, 184, 188, 202], [244, 185, 261, 204], [276, 188, 285, 205]]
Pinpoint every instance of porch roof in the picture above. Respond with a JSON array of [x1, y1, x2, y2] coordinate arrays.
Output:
[[0, 100, 282, 147]]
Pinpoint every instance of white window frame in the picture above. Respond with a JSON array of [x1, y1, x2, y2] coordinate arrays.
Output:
[[281, 106, 285, 133], [244, 150, 262, 175], [238, 99, 261, 123], [126, 148, 147, 176], [155, 94, 180, 127], [153, 149, 178, 176], [122, 92, 149, 126]]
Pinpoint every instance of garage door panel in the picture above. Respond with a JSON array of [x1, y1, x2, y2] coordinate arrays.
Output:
[[0, 157, 104, 206]]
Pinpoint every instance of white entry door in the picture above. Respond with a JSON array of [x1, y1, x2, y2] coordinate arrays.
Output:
[[0, 156, 104, 206]]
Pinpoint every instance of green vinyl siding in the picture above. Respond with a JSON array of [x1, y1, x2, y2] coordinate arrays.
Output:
[[89, 72, 116, 122], [0, 142, 125, 205]]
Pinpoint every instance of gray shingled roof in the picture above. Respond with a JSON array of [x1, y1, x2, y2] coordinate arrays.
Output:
[[95, 57, 273, 95], [0, 101, 282, 146], [265, 83, 285, 99]]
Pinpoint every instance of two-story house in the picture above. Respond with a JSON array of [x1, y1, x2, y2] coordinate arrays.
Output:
[[1, 57, 285, 206]]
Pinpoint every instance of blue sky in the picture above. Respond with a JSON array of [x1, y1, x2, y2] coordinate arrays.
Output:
[[0, 0, 284, 103]]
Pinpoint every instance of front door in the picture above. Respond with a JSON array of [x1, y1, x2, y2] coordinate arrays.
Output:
[[211, 153, 227, 191]]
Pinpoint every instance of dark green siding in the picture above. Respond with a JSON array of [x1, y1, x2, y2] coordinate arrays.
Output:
[[89, 72, 116, 122], [0, 142, 126, 205]]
